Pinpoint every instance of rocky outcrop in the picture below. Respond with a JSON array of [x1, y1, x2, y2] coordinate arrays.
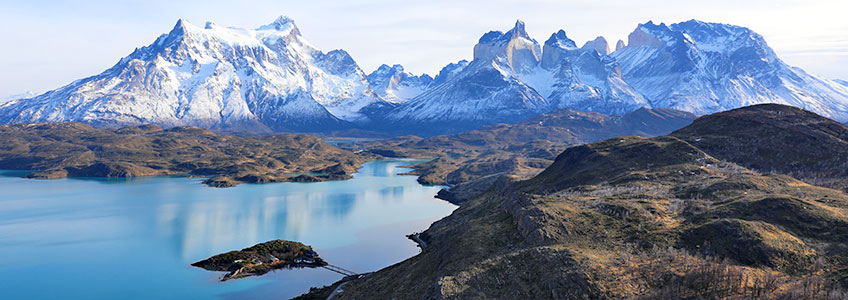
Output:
[[615, 39, 626, 51], [581, 36, 610, 55]]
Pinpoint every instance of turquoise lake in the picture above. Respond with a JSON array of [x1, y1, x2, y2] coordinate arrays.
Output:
[[0, 160, 456, 299]]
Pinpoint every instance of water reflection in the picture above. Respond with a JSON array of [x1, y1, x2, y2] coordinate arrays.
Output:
[[0, 160, 456, 300]]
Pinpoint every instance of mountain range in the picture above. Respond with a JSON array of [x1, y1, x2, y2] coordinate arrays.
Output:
[[2, 17, 847, 135], [0, 17, 386, 132]]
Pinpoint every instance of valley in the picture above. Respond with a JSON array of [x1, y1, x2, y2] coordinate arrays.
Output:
[[2, 9, 848, 300]]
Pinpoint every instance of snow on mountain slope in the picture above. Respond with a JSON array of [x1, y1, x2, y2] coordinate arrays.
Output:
[[0, 17, 385, 132], [366, 64, 433, 103], [430, 60, 469, 87], [528, 29, 648, 114], [386, 21, 551, 133], [612, 20, 848, 121], [387, 21, 648, 134], [4, 17, 847, 134]]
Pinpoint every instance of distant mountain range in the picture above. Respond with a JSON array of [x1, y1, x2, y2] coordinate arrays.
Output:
[[2, 17, 847, 135]]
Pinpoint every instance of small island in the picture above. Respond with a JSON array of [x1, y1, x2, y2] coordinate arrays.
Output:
[[191, 240, 326, 281]]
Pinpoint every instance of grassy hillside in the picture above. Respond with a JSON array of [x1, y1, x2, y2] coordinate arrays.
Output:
[[307, 104, 848, 299], [671, 104, 848, 191], [360, 108, 696, 203]]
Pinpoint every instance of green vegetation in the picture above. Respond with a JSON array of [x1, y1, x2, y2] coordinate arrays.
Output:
[[192, 240, 325, 281], [0, 122, 374, 187], [302, 104, 848, 299], [671, 104, 848, 191], [358, 108, 695, 203]]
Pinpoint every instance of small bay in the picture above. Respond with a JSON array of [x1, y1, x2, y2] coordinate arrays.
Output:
[[0, 160, 456, 299]]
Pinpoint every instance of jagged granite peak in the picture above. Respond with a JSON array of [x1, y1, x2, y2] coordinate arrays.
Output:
[[626, 21, 678, 48], [582, 36, 610, 55], [473, 19, 541, 74], [532, 29, 648, 114], [0, 17, 387, 132], [478, 20, 532, 44], [615, 39, 626, 51], [613, 19, 848, 121], [385, 22, 551, 134], [545, 30, 578, 49], [261, 15, 297, 31], [366, 64, 433, 104], [388, 21, 648, 135], [539, 30, 577, 70]]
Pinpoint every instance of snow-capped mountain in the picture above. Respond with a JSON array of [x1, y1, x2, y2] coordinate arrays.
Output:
[[366, 64, 432, 104], [3, 17, 848, 135], [612, 20, 848, 121], [386, 20, 647, 133], [532, 29, 647, 114], [0, 17, 386, 132], [385, 21, 551, 133]]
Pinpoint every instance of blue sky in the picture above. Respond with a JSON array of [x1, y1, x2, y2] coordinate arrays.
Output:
[[0, 0, 846, 97]]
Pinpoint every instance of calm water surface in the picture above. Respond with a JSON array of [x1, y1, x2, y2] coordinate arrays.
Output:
[[0, 160, 456, 299]]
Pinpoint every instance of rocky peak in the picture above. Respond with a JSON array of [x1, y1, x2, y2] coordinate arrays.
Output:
[[627, 21, 670, 48], [165, 19, 191, 40], [366, 63, 433, 104], [257, 15, 301, 37], [540, 29, 580, 70], [506, 20, 531, 40], [430, 60, 469, 86], [544, 30, 577, 49], [374, 64, 405, 74], [473, 20, 541, 73], [615, 39, 626, 51], [582, 36, 610, 55]]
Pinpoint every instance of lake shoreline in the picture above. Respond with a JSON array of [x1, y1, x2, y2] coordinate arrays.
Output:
[[0, 160, 457, 300]]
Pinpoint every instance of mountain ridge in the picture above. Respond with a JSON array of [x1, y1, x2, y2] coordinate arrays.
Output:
[[0, 16, 385, 133], [2, 17, 847, 136]]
